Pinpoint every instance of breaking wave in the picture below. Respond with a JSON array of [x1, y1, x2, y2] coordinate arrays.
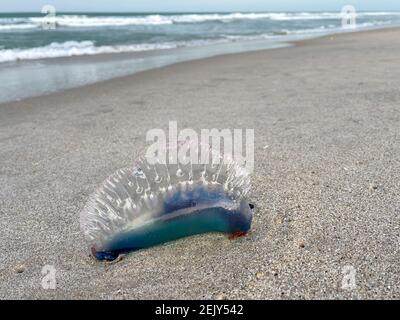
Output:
[[0, 39, 227, 63], [0, 12, 399, 30]]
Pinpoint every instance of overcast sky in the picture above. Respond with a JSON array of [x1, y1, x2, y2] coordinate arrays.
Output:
[[1, 0, 399, 13]]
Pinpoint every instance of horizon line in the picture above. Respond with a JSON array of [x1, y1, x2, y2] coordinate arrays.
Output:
[[1, 9, 400, 14]]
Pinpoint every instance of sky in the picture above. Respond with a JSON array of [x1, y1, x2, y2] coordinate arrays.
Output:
[[1, 0, 400, 13]]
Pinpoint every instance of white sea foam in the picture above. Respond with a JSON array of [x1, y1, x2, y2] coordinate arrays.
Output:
[[0, 18, 393, 64], [268, 12, 399, 21], [27, 13, 278, 27], [0, 12, 399, 30], [25, 13, 351, 27], [26, 12, 400, 27], [29, 15, 172, 27], [0, 24, 38, 30], [0, 11, 397, 63]]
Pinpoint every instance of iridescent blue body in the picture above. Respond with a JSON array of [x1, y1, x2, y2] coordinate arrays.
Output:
[[81, 144, 254, 261], [93, 187, 253, 261]]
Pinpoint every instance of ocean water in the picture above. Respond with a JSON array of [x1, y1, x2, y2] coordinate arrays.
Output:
[[0, 11, 399, 102]]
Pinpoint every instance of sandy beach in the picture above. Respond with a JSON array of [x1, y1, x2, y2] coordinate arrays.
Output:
[[0, 27, 399, 299]]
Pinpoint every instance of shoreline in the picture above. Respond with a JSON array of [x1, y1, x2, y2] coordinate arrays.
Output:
[[1, 27, 399, 299], [1, 24, 399, 105]]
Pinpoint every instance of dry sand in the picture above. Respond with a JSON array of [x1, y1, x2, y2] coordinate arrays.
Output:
[[0, 28, 399, 299]]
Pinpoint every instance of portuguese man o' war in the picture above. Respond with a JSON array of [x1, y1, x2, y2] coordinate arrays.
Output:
[[80, 143, 254, 261]]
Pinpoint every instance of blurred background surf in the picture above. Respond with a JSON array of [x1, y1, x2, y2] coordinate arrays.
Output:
[[1, 11, 400, 62], [1, 11, 399, 103]]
